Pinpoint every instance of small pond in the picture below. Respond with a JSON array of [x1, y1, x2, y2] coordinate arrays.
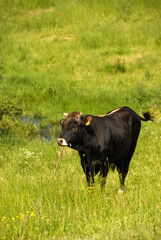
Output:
[[20, 115, 61, 141]]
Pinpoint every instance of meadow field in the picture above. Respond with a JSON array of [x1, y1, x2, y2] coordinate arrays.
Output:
[[0, 0, 161, 239]]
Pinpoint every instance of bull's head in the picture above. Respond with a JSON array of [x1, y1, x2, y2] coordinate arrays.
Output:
[[57, 111, 92, 148]]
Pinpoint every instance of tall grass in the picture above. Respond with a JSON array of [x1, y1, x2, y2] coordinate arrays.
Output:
[[0, 0, 161, 239]]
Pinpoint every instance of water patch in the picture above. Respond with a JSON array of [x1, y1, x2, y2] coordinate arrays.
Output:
[[20, 115, 60, 141]]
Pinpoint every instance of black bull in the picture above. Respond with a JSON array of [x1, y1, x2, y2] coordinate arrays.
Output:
[[57, 107, 152, 190]]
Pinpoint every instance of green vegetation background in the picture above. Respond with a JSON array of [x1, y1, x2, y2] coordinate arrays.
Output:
[[0, 0, 160, 239]]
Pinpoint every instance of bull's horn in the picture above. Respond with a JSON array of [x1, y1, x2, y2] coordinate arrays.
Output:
[[62, 112, 69, 117]]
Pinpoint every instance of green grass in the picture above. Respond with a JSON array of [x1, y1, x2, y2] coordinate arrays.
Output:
[[0, 0, 161, 239]]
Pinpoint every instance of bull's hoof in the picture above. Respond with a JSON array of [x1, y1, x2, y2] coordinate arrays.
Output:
[[118, 185, 127, 194], [118, 188, 124, 194]]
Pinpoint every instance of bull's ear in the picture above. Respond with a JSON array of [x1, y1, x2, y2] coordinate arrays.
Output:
[[77, 110, 83, 116], [60, 119, 65, 125], [85, 116, 92, 126]]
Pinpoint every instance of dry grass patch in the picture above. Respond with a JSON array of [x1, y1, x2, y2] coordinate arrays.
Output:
[[106, 53, 146, 65], [22, 8, 55, 18], [44, 34, 75, 42]]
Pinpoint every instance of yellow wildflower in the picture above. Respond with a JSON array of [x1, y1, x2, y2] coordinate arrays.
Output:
[[79, 187, 85, 190], [30, 212, 35, 217], [2, 217, 6, 221]]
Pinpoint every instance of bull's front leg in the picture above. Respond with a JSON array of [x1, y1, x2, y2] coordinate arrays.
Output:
[[86, 169, 94, 187], [79, 151, 94, 187], [100, 160, 109, 188]]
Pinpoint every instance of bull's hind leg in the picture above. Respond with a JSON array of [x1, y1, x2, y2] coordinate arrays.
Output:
[[117, 143, 137, 192], [117, 161, 129, 192]]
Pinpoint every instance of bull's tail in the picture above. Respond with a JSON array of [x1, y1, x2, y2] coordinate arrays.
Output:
[[139, 112, 153, 122]]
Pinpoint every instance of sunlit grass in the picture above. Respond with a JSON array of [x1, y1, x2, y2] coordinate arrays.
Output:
[[0, 131, 160, 239]]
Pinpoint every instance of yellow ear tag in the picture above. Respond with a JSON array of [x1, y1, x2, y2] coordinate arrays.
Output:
[[85, 116, 91, 126], [86, 120, 90, 126]]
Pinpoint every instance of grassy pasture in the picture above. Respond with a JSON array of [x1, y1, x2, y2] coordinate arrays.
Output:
[[0, 0, 161, 239]]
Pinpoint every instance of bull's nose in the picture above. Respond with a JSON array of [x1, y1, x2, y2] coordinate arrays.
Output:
[[57, 138, 68, 146]]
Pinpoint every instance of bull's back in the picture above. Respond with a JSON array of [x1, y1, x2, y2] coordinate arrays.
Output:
[[100, 108, 141, 160]]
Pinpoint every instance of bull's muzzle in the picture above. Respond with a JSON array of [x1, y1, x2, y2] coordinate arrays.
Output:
[[57, 138, 68, 146]]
